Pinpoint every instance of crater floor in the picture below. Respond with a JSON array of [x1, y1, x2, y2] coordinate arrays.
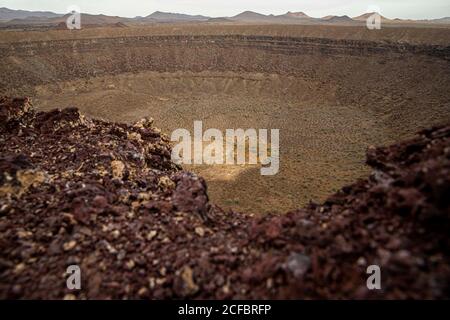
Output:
[[33, 71, 394, 213], [33, 67, 449, 213]]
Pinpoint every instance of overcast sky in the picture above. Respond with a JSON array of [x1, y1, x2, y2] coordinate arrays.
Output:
[[1, 0, 450, 19]]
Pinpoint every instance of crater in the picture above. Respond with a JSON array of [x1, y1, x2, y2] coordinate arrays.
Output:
[[1, 33, 449, 213]]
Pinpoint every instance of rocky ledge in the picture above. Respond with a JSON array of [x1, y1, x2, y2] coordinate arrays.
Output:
[[0, 97, 449, 299]]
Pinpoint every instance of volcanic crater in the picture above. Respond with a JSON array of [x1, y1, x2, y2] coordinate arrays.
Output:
[[1, 26, 449, 213]]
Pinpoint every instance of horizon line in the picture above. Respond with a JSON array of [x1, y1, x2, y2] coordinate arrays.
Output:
[[1, 6, 449, 21]]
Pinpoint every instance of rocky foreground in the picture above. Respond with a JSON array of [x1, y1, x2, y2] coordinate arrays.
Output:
[[0, 97, 449, 299]]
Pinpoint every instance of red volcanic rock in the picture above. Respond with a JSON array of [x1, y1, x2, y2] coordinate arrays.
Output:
[[0, 97, 449, 299]]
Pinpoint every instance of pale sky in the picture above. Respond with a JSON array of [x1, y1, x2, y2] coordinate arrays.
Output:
[[1, 0, 450, 19]]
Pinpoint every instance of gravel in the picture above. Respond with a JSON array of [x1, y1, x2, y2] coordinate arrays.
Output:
[[0, 96, 449, 299]]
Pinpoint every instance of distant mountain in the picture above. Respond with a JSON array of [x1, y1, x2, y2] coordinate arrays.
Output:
[[353, 12, 390, 22], [388, 17, 450, 25], [429, 17, 450, 24], [2, 13, 131, 27], [321, 15, 355, 24], [1, 7, 449, 28], [0, 7, 62, 21], [144, 11, 210, 22], [231, 11, 318, 24], [393, 18, 414, 22], [231, 11, 270, 22], [281, 11, 311, 19], [3, 16, 54, 25], [62, 13, 127, 25], [352, 13, 450, 25]]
